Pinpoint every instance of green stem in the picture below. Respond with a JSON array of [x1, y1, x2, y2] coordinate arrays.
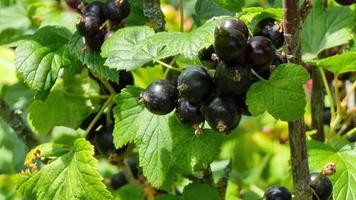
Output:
[[179, 0, 184, 32], [92, 72, 117, 95], [155, 60, 182, 72], [334, 76, 341, 112], [251, 69, 267, 81], [249, 185, 265, 197], [342, 127, 356, 139], [83, 96, 113, 138], [63, 92, 110, 99], [318, 67, 336, 119]]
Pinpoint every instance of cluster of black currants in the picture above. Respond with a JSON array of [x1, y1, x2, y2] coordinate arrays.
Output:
[[140, 18, 284, 133], [263, 173, 333, 200], [74, 0, 130, 51]]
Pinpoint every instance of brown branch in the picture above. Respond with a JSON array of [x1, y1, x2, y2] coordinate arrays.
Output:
[[142, 0, 166, 32], [311, 67, 325, 141], [283, 0, 312, 199], [0, 98, 38, 148]]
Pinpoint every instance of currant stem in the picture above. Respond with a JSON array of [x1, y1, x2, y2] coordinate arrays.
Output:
[[251, 69, 267, 81], [155, 60, 182, 72], [318, 67, 336, 120], [83, 96, 113, 138], [333, 76, 341, 112]]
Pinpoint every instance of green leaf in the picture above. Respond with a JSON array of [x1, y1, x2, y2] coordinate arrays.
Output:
[[68, 32, 119, 81], [17, 138, 113, 200], [308, 140, 356, 200], [113, 184, 145, 200], [29, 73, 99, 135], [0, 3, 30, 33], [213, 0, 244, 12], [15, 26, 71, 95], [237, 7, 283, 32], [182, 183, 219, 200], [170, 116, 223, 173], [246, 64, 309, 121], [311, 52, 356, 75], [101, 26, 156, 71], [301, 6, 354, 60], [194, 0, 233, 25]]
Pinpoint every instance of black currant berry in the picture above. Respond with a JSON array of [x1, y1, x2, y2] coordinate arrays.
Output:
[[310, 172, 333, 200], [246, 36, 276, 70], [94, 125, 115, 154], [222, 19, 249, 39], [110, 70, 134, 93], [335, 0, 355, 5], [104, 0, 131, 23], [235, 95, 251, 116], [128, 157, 139, 178], [254, 18, 284, 49], [111, 172, 128, 190], [215, 62, 252, 98], [198, 45, 218, 69], [175, 99, 204, 126], [263, 186, 292, 200], [85, 29, 106, 51], [141, 80, 178, 115], [76, 12, 101, 37], [272, 55, 283, 67], [322, 107, 331, 125], [177, 67, 214, 104], [85, 1, 105, 23], [214, 19, 247, 64], [202, 97, 241, 133]]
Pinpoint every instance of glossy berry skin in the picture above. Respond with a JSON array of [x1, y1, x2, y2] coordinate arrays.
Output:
[[76, 12, 101, 37], [85, 1, 105, 23], [246, 36, 276, 70], [141, 80, 178, 115], [214, 20, 247, 64], [263, 186, 292, 200], [310, 173, 333, 200], [235, 95, 251, 116], [177, 67, 214, 104], [335, 0, 355, 5], [198, 45, 218, 69], [110, 70, 134, 93], [85, 29, 105, 51], [111, 172, 128, 190], [215, 62, 252, 98], [94, 125, 116, 155], [222, 19, 249, 39], [202, 97, 241, 133], [175, 99, 204, 126], [255, 18, 284, 49], [104, 0, 131, 23]]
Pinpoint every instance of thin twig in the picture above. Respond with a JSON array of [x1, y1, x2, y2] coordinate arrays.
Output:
[[251, 69, 267, 81], [155, 60, 182, 72], [319, 67, 336, 120]]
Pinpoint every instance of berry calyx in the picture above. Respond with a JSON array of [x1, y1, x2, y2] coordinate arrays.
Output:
[[76, 12, 101, 37], [110, 172, 128, 190], [214, 62, 252, 98], [263, 186, 292, 200], [310, 172, 333, 200], [214, 20, 247, 64], [85, 1, 105, 23], [198, 45, 218, 69], [175, 99, 204, 126], [104, 0, 131, 23], [177, 67, 214, 104], [246, 36, 276, 70], [141, 80, 178, 115], [254, 18, 284, 49], [202, 97, 241, 133]]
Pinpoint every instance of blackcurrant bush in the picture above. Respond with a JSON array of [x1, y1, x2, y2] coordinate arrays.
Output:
[[104, 0, 131, 23], [175, 99, 204, 126], [110, 70, 134, 93], [254, 18, 284, 49], [246, 36, 275, 70], [85, 1, 105, 23], [177, 67, 214, 104], [202, 97, 241, 133], [263, 186, 292, 200], [198, 45, 218, 69], [335, 0, 355, 5], [110, 172, 128, 190], [310, 172, 333, 200], [214, 62, 252, 98], [141, 80, 178, 115], [323, 107, 331, 125], [214, 20, 247, 64], [76, 12, 101, 37], [84, 30, 106, 51]]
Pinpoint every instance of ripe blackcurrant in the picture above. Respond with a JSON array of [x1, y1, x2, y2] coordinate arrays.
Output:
[[84, 29, 106, 51], [177, 67, 214, 104], [263, 186, 292, 200], [128, 157, 139, 178], [272, 55, 283, 67], [246, 36, 275, 70], [310, 172, 333, 200], [76, 12, 101, 37], [141, 80, 178, 115], [202, 97, 241, 133], [111, 172, 128, 190], [335, 0, 355, 5], [214, 62, 252, 98], [214, 20, 247, 64], [94, 125, 116, 155], [198, 45, 218, 69], [235, 95, 251, 116], [104, 0, 131, 23], [222, 19, 249, 39], [175, 99, 204, 126], [254, 18, 284, 49], [110, 70, 134, 93], [85, 1, 105, 23]]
